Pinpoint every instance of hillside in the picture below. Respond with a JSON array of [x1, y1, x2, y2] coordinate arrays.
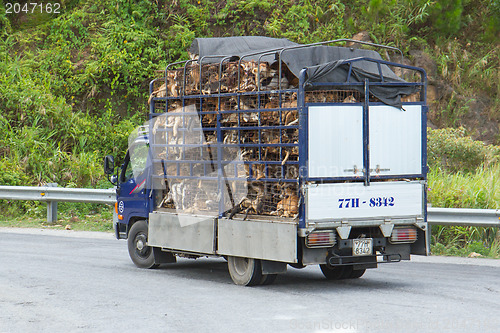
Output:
[[0, 0, 498, 195]]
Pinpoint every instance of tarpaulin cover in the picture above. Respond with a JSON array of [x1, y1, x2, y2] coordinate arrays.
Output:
[[190, 36, 420, 108]]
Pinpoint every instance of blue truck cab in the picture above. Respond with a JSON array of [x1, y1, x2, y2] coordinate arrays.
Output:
[[105, 127, 150, 239]]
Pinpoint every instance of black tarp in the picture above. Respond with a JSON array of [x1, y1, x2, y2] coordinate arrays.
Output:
[[189, 36, 420, 108], [189, 36, 298, 60]]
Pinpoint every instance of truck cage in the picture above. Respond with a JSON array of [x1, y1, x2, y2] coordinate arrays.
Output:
[[147, 39, 427, 228]]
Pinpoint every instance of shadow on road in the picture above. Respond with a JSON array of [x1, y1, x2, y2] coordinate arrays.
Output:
[[147, 257, 410, 290]]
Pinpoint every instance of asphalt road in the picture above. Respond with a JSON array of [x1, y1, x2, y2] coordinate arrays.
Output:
[[1, 227, 500, 333]]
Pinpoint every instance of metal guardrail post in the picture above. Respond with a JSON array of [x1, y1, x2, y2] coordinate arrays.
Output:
[[426, 224, 432, 254], [46, 183, 58, 223]]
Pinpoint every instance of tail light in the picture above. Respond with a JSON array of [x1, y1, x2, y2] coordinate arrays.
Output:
[[306, 231, 336, 248], [390, 227, 418, 243]]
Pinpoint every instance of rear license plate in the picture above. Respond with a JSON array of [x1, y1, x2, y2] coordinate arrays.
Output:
[[352, 238, 373, 256]]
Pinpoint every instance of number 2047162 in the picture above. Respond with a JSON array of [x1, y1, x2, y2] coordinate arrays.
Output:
[[5, 3, 60, 14], [338, 197, 395, 208]]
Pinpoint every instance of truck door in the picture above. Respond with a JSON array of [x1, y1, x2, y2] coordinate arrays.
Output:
[[304, 102, 427, 252], [307, 104, 424, 179], [117, 143, 150, 225]]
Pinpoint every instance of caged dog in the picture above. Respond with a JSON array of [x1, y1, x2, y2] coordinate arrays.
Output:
[[226, 182, 268, 220], [273, 184, 299, 218]]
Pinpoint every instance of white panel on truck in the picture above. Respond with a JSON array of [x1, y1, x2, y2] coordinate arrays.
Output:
[[148, 212, 216, 254], [306, 181, 424, 221], [218, 218, 297, 263], [369, 104, 422, 176], [308, 105, 363, 178]]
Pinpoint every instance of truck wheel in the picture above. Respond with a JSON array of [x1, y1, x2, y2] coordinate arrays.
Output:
[[227, 256, 263, 286], [340, 265, 353, 279], [128, 220, 159, 269], [348, 267, 366, 279], [319, 264, 345, 280], [339, 265, 366, 279]]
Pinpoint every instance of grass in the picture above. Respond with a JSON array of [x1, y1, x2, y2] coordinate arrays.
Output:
[[431, 240, 500, 259], [0, 208, 114, 233], [427, 163, 500, 258], [427, 164, 500, 209]]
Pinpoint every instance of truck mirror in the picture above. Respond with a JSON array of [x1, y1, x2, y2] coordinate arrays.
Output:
[[104, 155, 115, 175]]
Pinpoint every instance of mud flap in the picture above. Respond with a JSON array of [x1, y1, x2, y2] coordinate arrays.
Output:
[[153, 247, 176, 264], [261, 260, 287, 274], [385, 243, 411, 260], [410, 228, 428, 255]]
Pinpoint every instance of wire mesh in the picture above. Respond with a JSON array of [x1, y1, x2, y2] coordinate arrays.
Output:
[[149, 56, 423, 219]]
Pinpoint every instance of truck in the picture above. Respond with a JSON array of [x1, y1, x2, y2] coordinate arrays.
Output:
[[104, 36, 429, 285]]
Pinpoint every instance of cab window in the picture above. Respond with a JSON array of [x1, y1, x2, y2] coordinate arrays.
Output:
[[120, 143, 149, 183]]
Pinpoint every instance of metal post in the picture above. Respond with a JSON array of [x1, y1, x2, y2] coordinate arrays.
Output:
[[47, 201, 57, 223], [46, 183, 58, 223], [363, 79, 370, 186], [426, 224, 432, 255]]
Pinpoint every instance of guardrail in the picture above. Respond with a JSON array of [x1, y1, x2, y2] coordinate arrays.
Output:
[[0, 185, 499, 228], [427, 207, 500, 228], [426, 207, 500, 250], [0, 184, 116, 222]]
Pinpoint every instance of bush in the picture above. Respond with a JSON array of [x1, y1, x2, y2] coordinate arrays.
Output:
[[0, 159, 30, 186], [427, 0, 463, 36], [427, 127, 500, 173], [467, 241, 489, 256]]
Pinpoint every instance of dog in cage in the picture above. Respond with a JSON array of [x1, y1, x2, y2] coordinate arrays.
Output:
[[272, 183, 299, 218], [226, 181, 268, 220]]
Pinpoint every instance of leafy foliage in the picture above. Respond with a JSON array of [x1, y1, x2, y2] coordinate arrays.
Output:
[[0, 0, 498, 223], [427, 0, 464, 36], [427, 127, 500, 258], [428, 127, 500, 173], [431, 225, 500, 259]]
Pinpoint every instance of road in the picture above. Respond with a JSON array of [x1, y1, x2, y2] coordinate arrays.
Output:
[[1, 227, 500, 333]]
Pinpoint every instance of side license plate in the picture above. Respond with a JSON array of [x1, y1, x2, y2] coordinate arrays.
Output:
[[352, 238, 373, 256]]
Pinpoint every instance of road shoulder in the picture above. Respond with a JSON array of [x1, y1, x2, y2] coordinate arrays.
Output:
[[0, 226, 115, 240]]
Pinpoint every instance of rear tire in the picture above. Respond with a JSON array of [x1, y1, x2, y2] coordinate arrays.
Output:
[[348, 267, 366, 279], [340, 265, 354, 279], [127, 220, 159, 269], [227, 256, 263, 286], [319, 264, 345, 280]]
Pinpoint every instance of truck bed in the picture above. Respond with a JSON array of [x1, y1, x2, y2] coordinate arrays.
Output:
[[148, 209, 298, 263]]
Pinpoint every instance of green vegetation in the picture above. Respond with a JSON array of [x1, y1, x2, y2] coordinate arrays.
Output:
[[427, 164, 500, 258], [428, 165, 500, 210], [0, 210, 114, 232], [0, 0, 499, 253], [428, 127, 500, 174], [432, 240, 500, 259], [427, 129, 500, 258]]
